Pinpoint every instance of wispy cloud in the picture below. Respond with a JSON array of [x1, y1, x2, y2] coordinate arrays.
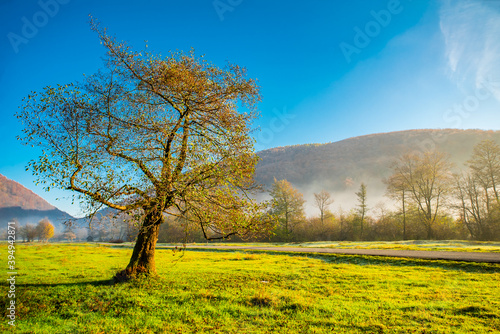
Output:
[[440, 0, 500, 100]]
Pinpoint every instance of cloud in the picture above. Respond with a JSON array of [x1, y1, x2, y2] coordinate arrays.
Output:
[[439, 0, 500, 100]]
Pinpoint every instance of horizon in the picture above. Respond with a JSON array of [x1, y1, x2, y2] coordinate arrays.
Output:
[[2, 127, 499, 219], [1, 0, 500, 216]]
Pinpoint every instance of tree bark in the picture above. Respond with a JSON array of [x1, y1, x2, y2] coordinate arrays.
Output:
[[115, 207, 163, 281]]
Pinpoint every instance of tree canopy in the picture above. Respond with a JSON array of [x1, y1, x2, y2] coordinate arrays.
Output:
[[269, 179, 305, 242], [386, 151, 454, 239], [17, 18, 272, 278]]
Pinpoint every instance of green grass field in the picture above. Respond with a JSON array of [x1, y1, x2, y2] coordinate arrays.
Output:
[[1, 243, 499, 333], [184, 240, 500, 253]]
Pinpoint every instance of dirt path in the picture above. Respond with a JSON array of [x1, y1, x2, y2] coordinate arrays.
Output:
[[176, 245, 500, 263]]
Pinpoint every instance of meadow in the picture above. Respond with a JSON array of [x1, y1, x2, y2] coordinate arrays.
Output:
[[1, 243, 499, 333], [180, 240, 500, 253]]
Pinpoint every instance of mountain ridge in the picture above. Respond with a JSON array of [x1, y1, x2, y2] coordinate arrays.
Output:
[[0, 173, 56, 210], [0, 174, 73, 231], [254, 129, 500, 211], [2, 129, 500, 220]]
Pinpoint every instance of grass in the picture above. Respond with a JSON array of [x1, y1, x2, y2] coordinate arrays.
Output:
[[174, 240, 500, 253], [1, 243, 499, 333], [298, 240, 500, 253]]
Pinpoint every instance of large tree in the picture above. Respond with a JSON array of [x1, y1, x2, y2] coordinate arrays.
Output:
[[17, 19, 271, 279], [387, 151, 454, 239]]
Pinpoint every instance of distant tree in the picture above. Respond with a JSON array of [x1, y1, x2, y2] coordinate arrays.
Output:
[[388, 151, 454, 239], [269, 179, 306, 242], [313, 190, 334, 226], [467, 140, 500, 205], [385, 170, 408, 239], [355, 183, 368, 239], [20, 223, 38, 242], [370, 204, 401, 241], [454, 140, 500, 240], [64, 232, 77, 242], [36, 219, 55, 242], [337, 207, 346, 241], [75, 228, 88, 241], [17, 19, 271, 279], [335, 208, 357, 241]]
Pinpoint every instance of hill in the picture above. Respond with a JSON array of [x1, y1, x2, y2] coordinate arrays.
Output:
[[0, 206, 74, 231], [0, 174, 73, 231], [0, 174, 56, 210], [3, 129, 500, 225], [255, 129, 500, 212]]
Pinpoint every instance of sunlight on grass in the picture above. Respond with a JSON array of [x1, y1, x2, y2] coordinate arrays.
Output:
[[1, 243, 499, 333], [183, 240, 500, 253]]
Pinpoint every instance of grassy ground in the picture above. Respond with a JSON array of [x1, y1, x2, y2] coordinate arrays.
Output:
[[178, 240, 500, 253], [1, 243, 499, 333]]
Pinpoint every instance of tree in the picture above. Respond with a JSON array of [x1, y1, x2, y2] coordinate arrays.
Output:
[[36, 219, 55, 242], [64, 231, 77, 242], [269, 179, 305, 242], [454, 172, 490, 240], [454, 140, 500, 240], [387, 151, 454, 239], [17, 19, 271, 279], [355, 182, 368, 239], [20, 223, 38, 242], [313, 190, 334, 226], [385, 169, 408, 239], [467, 140, 500, 206]]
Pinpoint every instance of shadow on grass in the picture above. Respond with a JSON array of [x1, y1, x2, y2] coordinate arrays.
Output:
[[179, 248, 500, 274], [19, 279, 114, 288]]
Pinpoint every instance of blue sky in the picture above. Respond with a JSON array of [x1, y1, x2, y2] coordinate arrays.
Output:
[[1, 0, 500, 217]]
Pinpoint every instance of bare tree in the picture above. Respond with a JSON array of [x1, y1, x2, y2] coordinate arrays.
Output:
[[269, 179, 305, 242], [385, 170, 408, 239], [454, 172, 491, 240], [17, 18, 272, 279], [467, 140, 500, 206], [454, 140, 500, 240], [388, 151, 454, 239], [20, 223, 38, 243], [36, 219, 55, 242], [313, 190, 334, 226]]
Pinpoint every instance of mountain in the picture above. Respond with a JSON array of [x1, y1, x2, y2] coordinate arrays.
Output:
[[0, 174, 56, 210], [2, 129, 500, 224], [254, 129, 500, 211], [0, 207, 74, 230], [0, 174, 73, 231]]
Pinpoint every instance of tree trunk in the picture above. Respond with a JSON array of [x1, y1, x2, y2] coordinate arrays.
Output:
[[402, 190, 406, 240], [427, 223, 433, 240], [115, 208, 162, 281]]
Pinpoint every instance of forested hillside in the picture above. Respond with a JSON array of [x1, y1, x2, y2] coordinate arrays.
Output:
[[0, 174, 72, 231], [255, 129, 500, 208], [0, 174, 55, 210]]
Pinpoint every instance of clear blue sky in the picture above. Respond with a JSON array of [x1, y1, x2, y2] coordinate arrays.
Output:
[[1, 0, 500, 216]]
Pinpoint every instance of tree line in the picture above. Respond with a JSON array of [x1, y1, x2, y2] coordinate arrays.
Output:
[[15, 219, 55, 242], [264, 139, 500, 242]]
